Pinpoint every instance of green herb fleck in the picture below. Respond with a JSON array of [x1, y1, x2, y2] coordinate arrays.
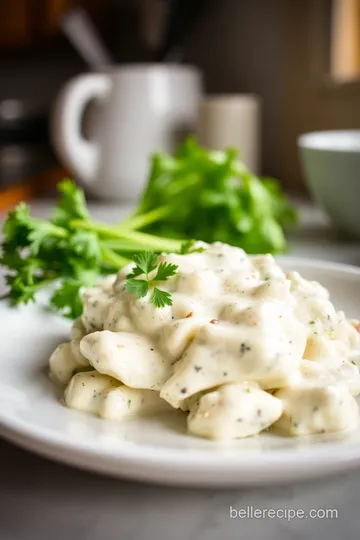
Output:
[[179, 240, 205, 255]]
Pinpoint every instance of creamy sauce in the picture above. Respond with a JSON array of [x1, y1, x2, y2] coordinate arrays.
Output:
[[49, 242, 360, 440]]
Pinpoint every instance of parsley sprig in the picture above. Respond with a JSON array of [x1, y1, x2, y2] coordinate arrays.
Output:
[[0, 180, 182, 318], [125, 252, 177, 308]]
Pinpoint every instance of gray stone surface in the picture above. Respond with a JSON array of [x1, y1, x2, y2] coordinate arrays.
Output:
[[1, 199, 360, 540]]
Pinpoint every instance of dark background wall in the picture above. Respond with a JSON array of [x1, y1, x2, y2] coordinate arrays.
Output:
[[2, 0, 360, 193]]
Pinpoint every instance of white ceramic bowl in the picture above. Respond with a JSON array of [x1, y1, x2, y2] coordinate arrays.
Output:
[[298, 130, 360, 239]]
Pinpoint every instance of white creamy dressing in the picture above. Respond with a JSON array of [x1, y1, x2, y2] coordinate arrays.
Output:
[[48, 242, 360, 440]]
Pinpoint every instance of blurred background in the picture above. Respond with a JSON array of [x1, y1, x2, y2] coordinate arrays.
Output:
[[1, 0, 360, 208]]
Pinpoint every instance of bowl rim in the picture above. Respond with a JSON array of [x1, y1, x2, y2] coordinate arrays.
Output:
[[298, 129, 360, 152]]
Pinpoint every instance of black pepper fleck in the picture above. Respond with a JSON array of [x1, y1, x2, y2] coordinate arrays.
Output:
[[180, 387, 187, 394], [194, 366, 202, 372], [240, 343, 251, 355]]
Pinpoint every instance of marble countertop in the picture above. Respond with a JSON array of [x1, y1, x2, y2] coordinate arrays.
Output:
[[1, 199, 360, 540]]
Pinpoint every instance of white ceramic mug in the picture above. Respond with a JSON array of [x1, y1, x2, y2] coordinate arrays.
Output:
[[196, 95, 261, 174], [52, 64, 202, 199]]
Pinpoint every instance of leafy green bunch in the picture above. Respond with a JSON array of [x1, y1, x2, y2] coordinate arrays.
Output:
[[0, 181, 182, 318], [0, 139, 297, 319], [124, 138, 297, 254]]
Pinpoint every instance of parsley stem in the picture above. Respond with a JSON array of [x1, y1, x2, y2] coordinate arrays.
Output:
[[70, 219, 183, 252], [100, 239, 153, 252], [32, 278, 57, 290], [116, 205, 173, 230], [100, 247, 131, 268], [112, 229, 183, 252], [31, 218, 69, 238], [11, 278, 58, 304]]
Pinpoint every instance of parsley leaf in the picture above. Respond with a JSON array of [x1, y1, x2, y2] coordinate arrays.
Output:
[[125, 252, 178, 308], [150, 287, 173, 307], [51, 279, 85, 319], [5, 274, 44, 305], [2, 203, 31, 248], [51, 179, 89, 226], [153, 262, 178, 281], [125, 279, 149, 298], [69, 230, 101, 264], [28, 221, 68, 255], [128, 251, 158, 277]]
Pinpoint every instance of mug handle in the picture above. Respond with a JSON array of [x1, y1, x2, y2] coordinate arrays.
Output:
[[51, 73, 112, 183]]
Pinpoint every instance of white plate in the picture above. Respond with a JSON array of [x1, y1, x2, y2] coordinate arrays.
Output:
[[1, 257, 360, 487]]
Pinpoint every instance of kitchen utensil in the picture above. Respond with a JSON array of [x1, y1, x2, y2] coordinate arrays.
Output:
[[61, 7, 114, 70]]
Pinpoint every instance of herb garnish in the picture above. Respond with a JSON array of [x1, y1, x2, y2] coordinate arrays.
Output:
[[125, 252, 177, 308]]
